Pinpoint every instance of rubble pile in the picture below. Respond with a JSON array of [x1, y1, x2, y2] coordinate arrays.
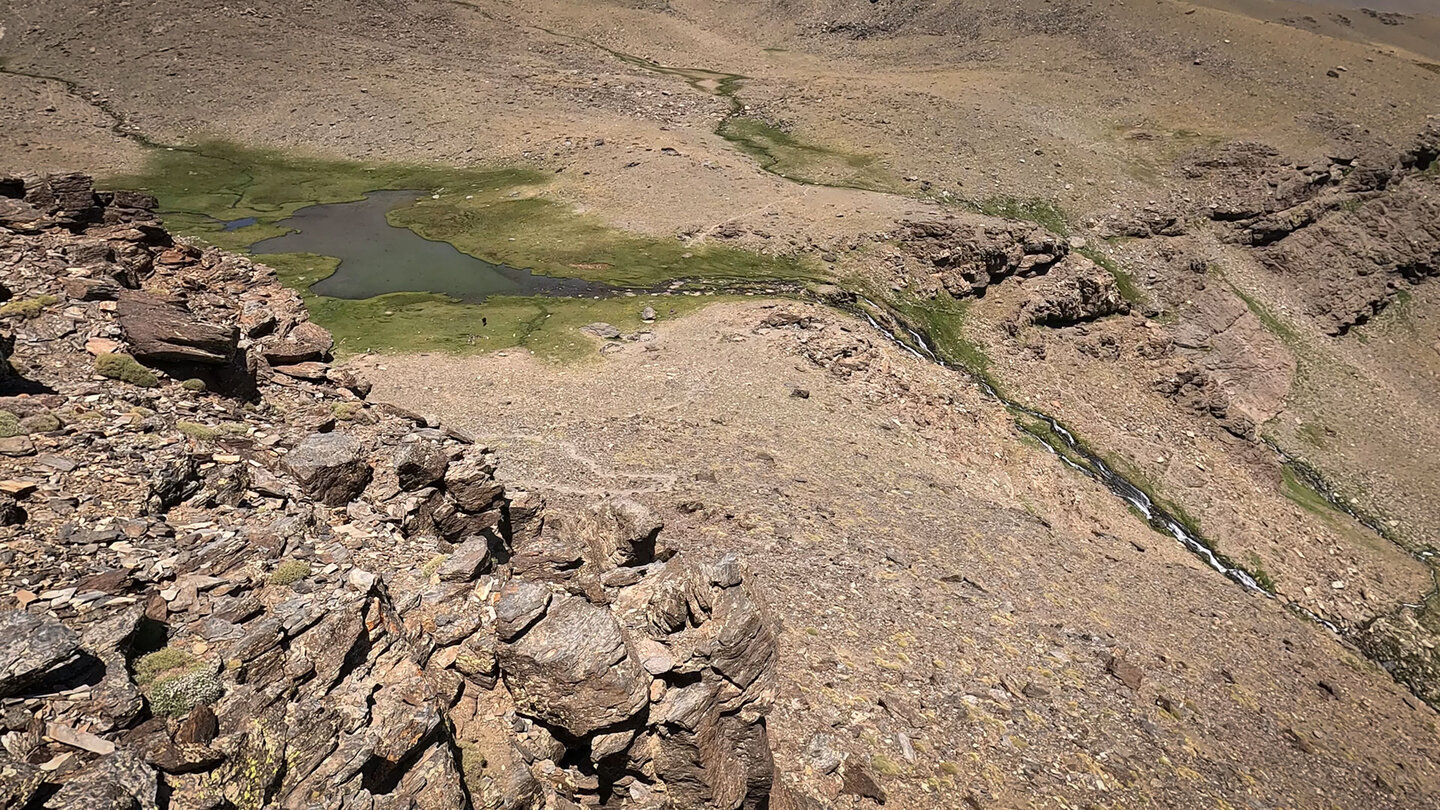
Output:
[[0, 175, 794, 810]]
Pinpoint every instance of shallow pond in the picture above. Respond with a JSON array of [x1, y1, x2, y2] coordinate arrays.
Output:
[[250, 190, 610, 301]]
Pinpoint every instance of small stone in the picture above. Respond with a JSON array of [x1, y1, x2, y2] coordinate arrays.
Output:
[[85, 337, 121, 356], [1107, 654, 1143, 691], [581, 322, 622, 340], [437, 537, 490, 582], [804, 733, 842, 774], [0, 436, 35, 457]]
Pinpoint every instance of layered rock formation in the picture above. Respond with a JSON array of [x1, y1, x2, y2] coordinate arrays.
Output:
[[1184, 121, 1440, 335], [0, 175, 792, 809]]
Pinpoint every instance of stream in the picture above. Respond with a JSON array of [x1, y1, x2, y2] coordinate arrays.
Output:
[[840, 296, 1366, 632]]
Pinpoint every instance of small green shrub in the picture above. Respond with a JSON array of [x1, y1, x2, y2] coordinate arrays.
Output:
[[182, 378, 207, 392], [95, 353, 159, 387], [269, 559, 312, 587], [0, 295, 59, 319], [0, 410, 19, 438], [148, 669, 223, 716]]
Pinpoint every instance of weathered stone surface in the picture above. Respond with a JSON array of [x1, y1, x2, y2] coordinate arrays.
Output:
[[897, 218, 1069, 298], [437, 536, 490, 582], [444, 457, 502, 511], [117, 291, 239, 365], [499, 593, 650, 736], [282, 432, 372, 506], [1017, 255, 1129, 327], [0, 753, 45, 809], [45, 747, 158, 810], [395, 437, 449, 491], [0, 610, 80, 697], [0, 174, 797, 810]]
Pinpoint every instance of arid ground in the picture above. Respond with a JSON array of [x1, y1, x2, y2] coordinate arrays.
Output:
[[3, 0, 1439, 806]]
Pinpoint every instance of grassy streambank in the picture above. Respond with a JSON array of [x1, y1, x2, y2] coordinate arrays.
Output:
[[103, 141, 819, 357]]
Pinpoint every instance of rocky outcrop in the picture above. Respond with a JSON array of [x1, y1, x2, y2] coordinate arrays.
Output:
[[0, 174, 794, 810], [1183, 122, 1440, 335], [1013, 255, 1129, 327], [892, 218, 1069, 298]]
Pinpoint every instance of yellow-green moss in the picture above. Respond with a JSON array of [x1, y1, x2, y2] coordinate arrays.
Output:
[[176, 421, 220, 442], [0, 295, 59, 319], [95, 353, 160, 387]]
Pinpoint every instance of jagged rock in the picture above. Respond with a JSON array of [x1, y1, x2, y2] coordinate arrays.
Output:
[[117, 291, 239, 365], [1017, 256, 1129, 327], [282, 432, 373, 506], [0, 174, 798, 810], [897, 219, 1069, 297], [584, 498, 663, 569], [0, 753, 45, 809], [45, 747, 158, 810], [499, 592, 650, 736], [0, 610, 80, 698], [445, 457, 503, 511], [23, 172, 100, 222], [395, 437, 450, 490], [840, 758, 887, 804], [146, 453, 202, 514], [0, 493, 25, 525], [437, 536, 491, 582]]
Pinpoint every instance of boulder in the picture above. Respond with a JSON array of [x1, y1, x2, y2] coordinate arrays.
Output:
[[444, 458, 503, 511], [0, 610, 80, 698], [498, 593, 649, 737], [117, 292, 239, 365], [395, 437, 449, 490], [281, 432, 373, 506]]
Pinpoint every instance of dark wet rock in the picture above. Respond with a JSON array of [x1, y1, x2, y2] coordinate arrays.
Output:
[[282, 432, 372, 506], [0, 610, 80, 698]]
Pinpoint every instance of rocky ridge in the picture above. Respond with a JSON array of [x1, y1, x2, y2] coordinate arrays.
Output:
[[1178, 120, 1440, 335], [0, 175, 800, 810]]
